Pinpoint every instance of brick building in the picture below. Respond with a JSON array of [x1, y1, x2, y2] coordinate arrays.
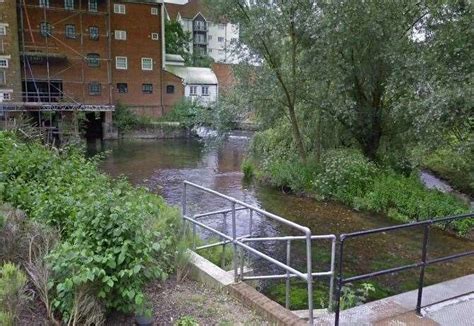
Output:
[[2, 0, 185, 136], [0, 0, 22, 103]]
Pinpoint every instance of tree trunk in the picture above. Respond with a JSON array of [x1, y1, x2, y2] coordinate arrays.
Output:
[[288, 105, 307, 162]]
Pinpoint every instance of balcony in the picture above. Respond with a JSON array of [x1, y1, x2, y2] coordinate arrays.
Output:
[[194, 37, 208, 45], [193, 24, 208, 32]]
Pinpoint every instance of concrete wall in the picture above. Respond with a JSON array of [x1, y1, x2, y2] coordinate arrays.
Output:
[[184, 83, 217, 105]]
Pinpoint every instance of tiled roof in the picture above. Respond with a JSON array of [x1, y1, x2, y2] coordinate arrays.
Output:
[[165, 0, 210, 20]]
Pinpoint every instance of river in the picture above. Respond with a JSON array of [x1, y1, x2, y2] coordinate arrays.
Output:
[[87, 132, 473, 309]]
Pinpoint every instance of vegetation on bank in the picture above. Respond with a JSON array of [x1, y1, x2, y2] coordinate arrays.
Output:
[[0, 131, 184, 323], [243, 127, 472, 235]]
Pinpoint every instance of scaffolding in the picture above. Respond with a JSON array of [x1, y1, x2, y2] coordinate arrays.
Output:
[[2, 0, 115, 136]]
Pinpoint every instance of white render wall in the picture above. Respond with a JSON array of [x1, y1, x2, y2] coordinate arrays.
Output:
[[184, 84, 218, 106]]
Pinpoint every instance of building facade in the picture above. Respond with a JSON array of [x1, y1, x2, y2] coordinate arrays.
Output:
[[0, 0, 22, 103], [165, 0, 239, 63], [18, 0, 169, 115]]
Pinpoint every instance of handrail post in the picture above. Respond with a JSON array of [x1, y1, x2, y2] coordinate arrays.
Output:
[[249, 209, 253, 235], [285, 239, 291, 309], [305, 230, 314, 326], [232, 202, 238, 282], [334, 236, 345, 326], [182, 182, 187, 218], [221, 212, 227, 268], [416, 223, 430, 315], [329, 237, 336, 311]]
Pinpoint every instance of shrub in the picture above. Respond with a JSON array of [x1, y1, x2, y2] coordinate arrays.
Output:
[[113, 102, 141, 132], [175, 315, 199, 326], [241, 158, 255, 181], [0, 132, 181, 319], [313, 149, 377, 203], [0, 263, 29, 325]]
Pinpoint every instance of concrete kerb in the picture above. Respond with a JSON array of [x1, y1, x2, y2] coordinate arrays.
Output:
[[187, 250, 307, 326]]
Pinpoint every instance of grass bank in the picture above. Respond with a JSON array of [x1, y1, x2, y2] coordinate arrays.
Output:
[[244, 130, 472, 236]]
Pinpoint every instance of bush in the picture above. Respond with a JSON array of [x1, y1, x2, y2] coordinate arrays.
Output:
[[0, 263, 29, 326], [0, 132, 181, 319], [313, 150, 377, 203]]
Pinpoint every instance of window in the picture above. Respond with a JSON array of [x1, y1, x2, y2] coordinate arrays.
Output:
[[114, 30, 127, 40], [218, 23, 225, 30], [39, 0, 49, 8], [208, 35, 212, 41], [115, 56, 127, 70], [65, 24, 76, 39], [141, 57, 153, 71], [151, 33, 159, 40], [166, 85, 175, 94], [0, 71, 5, 85], [3, 93, 11, 101], [190, 86, 197, 96], [64, 0, 74, 10], [218, 37, 224, 43], [86, 53, 100, 67], [117, 83, 128, 93], [208, 49, 213, 54], [218, 49, 224, 55], [88, 82, 101, 95], [88, 0, 98, 12], [114, 4, 126, 14], [202, 86, 209, 96], [0, 25, 7, 36], [40, 22, 52, 37], [142, 83, 153, 94], [89, 26, 99, 40], [0, 59, 8, 68], [151, 7, 158, 15]]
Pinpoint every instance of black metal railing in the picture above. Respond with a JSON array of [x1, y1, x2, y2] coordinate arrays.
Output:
[[334, 212, 474, 325]]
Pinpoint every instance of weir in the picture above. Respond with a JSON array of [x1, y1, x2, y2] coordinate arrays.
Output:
[[182, 181, 474, 325]]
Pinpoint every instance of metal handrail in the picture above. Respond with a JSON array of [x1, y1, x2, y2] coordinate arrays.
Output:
[[182, 181, 338, 325], [334, 212, 474, 325]]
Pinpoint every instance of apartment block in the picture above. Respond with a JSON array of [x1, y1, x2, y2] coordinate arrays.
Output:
[[165, 0, 239, 63], [0, 0, 22, 103]]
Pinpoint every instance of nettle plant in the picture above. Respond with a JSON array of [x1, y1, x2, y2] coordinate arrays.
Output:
[[0, 132, 181, 318]]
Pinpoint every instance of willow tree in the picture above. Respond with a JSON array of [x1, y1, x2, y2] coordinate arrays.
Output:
[[210, 0, 319, 162]]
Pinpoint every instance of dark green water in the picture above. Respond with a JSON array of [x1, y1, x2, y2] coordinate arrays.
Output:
[[88, 135, 473, 309]]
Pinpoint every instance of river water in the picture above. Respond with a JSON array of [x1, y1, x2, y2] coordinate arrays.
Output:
[[87, 132, 473, 308]]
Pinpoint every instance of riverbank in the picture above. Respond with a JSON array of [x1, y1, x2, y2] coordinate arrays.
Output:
[[244, 148, 472, 237]]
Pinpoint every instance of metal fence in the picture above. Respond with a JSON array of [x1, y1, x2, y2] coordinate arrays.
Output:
[[182, 181, 336, 325], [334, 212, 474, 325]]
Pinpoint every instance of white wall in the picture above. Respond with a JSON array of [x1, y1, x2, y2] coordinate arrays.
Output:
[[184, 84, 218, 106], [178, 18, 239, 63]]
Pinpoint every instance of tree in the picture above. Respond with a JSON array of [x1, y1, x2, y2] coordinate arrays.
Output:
[[165, 20, 191, 61], [211, 0, 319, 162]]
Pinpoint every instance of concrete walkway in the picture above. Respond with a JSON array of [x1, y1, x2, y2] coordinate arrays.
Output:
[[309, 274, 474, 325]]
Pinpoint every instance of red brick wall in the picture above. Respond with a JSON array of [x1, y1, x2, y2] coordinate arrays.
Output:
[[161, 70, 184, 115], [211, 62, 235, 95]]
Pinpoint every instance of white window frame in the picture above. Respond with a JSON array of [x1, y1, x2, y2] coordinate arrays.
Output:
[[202, 86, 209, 96], [0, 59, 8, 68], [141, 57, 153, 71], [151, 7, 158, 15], [64, 0, 74, 10], [114, 4, 126, 14], [218, 23, 225, 30], [189, 85, 198, 96], [151, 33, 159, 40], [88, 0, 98, 12], [114, 30, 127, 40], [115, 56, 127, 70], [218, 36, 224, 43], [0, 25, 7, 36], [39, 0, 49, 8], [3, 92, 12, 101]]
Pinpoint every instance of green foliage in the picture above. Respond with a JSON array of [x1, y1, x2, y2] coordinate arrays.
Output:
[[0, 132, 181, 318], [339, 283, 375, 310], [197, 237, 234, 270], [249, 132, 471, 234], [313, 150, 377, 203], [165, 20, 191, 62], [241, 159, 254, 181], [175, 315, 199, 326], [0, 262, 29, 325], [113, 102, 140, 132]]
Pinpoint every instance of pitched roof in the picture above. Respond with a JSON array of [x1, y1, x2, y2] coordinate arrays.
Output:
[[165, 0, 209, 21], [165, 66, 218, 85]]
